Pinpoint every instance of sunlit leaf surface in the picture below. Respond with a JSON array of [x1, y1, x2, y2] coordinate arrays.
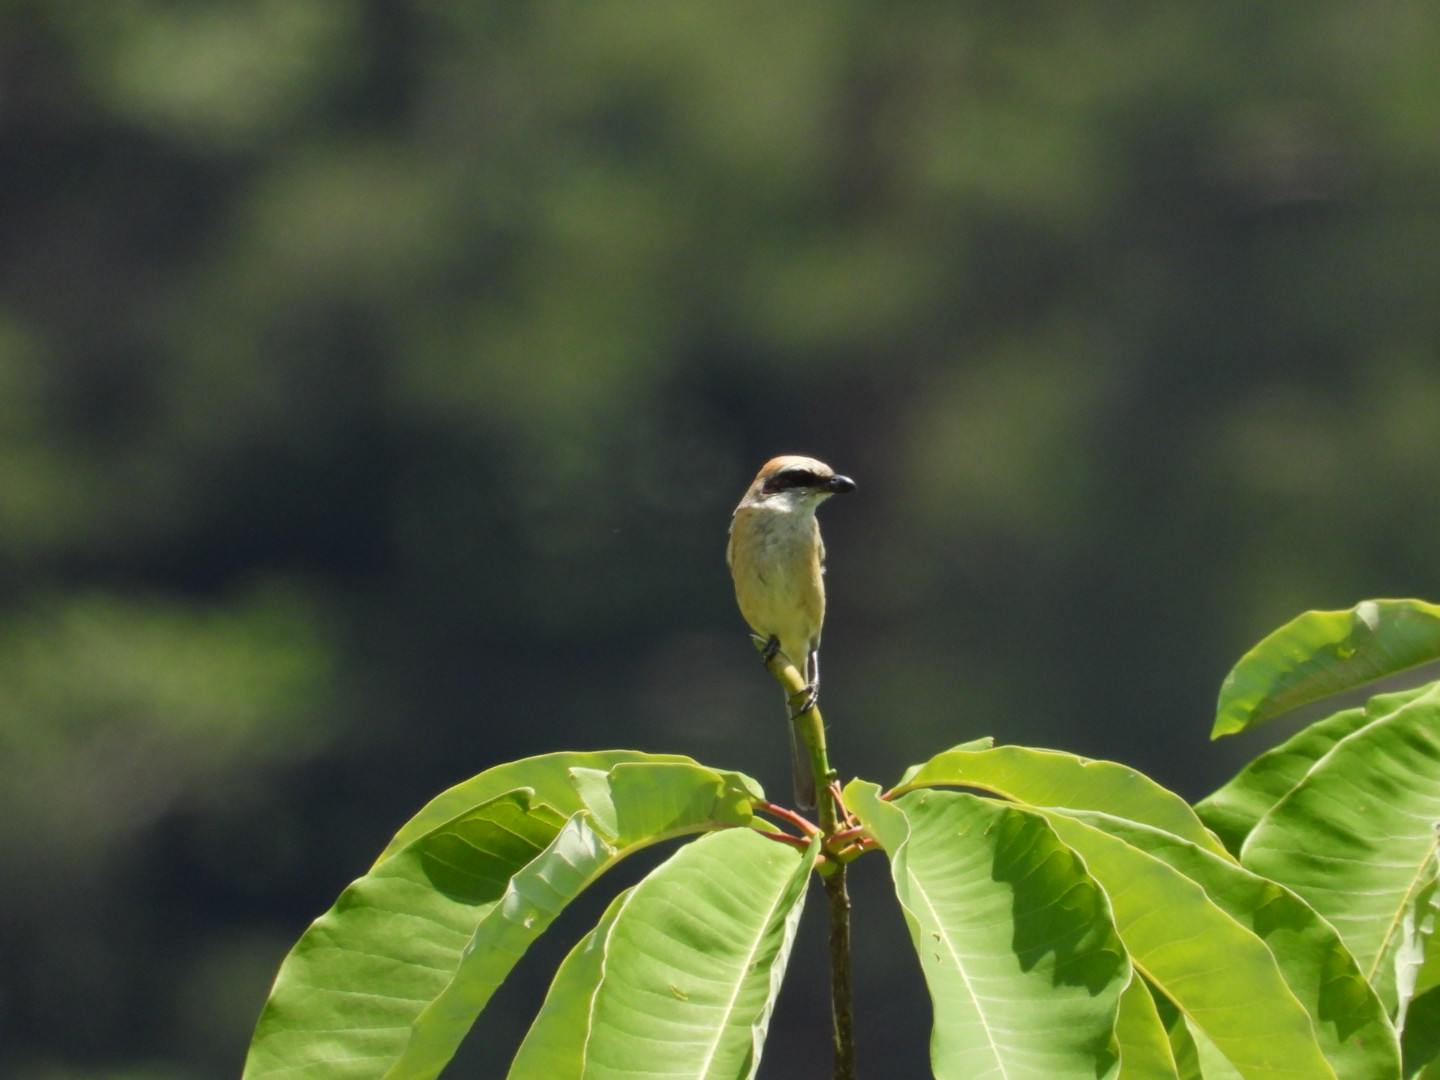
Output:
[[894, 744, 1225, 855], [1197, 695, 1392, 854], [1214, 600, 1440, 737], [244, 755, 757, 1080], [1241, 683, 1440, 1018], [1057, 812, 1399, 1080], [507, 828, 816, 1080], [848, 782, 1127, 1080], [374, 750, 750, 863], [1113, 974, 1180, 1080], [1039, 812, 1339, 1080]]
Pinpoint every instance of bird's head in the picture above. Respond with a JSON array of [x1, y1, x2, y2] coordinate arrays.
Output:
[[739, 455, 857, 513]]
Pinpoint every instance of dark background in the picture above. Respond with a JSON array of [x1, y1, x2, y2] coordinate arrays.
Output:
[[3, 2, 1440, 1077]]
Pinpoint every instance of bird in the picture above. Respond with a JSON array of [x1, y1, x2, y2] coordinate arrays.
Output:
[[727, 455, 856, 809]]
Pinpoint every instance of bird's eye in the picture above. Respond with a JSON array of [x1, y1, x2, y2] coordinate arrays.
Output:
[[764, 468, 819, 493]]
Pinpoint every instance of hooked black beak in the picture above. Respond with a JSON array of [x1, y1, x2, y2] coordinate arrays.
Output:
[[826, 475, 857, 495]]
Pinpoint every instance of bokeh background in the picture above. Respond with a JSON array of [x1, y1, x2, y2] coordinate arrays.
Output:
[[4, 2, 1440, 1077]]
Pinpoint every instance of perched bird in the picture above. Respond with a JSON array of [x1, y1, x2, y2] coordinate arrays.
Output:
[[727, 455, 856, 809]]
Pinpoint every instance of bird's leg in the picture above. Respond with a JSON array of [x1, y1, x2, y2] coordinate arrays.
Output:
[[758, 634, 781, 665], [790, 648, 820, 718]]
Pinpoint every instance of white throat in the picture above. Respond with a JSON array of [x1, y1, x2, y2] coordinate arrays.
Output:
[[761, 488, 826, 516]]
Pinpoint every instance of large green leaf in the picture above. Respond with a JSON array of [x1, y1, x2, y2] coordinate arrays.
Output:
[[507, 827, 817, 1080], [374, 750, 737, 863], [244, 760, 757, 1080], [1037, 812, 1339, 1080], [1054, 811, 1400, 1080], [1213, 600, 1440, 737], [846, 782, 1127, 1080], [1196, 691, 1411, 855], [1241, 683, 1440, 1016], [891, 745, 1226, 856]]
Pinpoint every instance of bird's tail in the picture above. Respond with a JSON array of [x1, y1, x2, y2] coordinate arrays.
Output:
[[789, 718, 816, 810]]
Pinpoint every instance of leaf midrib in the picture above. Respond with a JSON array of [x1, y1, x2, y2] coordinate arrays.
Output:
[[899, 848, 1009, 1080], [693, 857, 799, 1080]]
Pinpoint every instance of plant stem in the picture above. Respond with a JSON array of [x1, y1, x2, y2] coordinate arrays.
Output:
[[823, 862, 856, 1080], [787, 686, 838, 829], [756, 800, 822, 837], [757, 642, 857, 1080]]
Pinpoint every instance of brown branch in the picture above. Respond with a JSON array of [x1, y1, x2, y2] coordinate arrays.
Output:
[[755, 799, 822, 838], [823, 862, 856, 1080], [750, 828, 814, 852]]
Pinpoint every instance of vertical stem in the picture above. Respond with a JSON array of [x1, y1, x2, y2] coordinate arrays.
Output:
[[759, 645, 857, 1080], [787, 685, 838, 832], [823, 862, 856, 1080]]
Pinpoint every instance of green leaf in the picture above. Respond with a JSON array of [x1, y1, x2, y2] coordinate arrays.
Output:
[[244, 789, 567, 1080], [1151, 990, 1203, 1080], [506, 888, 631, 1080], [507, 828, 817, 1080], [374, 750, 731, 863], [1114, 973, 1180, 1080], [1241, 683, 1440, 1016], [1403, 986, 1440, 1079], [569, 762, 757, 846], [895, 736, 995, 786], [846, 782, 1128, 1080], [1416, 941, 1440, 999], [1057, 811, 1400, 1080], [244, 760, 757, 1080], [1038, 812, 1339, 1080], [1213, 599, 1440, 737], [1396, 878, 1438, 1037], [892, 745, 1226, 856], [1185, 1018, 1247, 1080], [1196, 693, 1404, 855]]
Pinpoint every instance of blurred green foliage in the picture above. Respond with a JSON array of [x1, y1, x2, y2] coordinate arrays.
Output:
[[0, 586, 330, 849], [2, 1, 1440, 1077]]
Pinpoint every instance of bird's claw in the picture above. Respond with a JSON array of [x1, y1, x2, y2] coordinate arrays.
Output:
[[788, 685, 818, 720], [756, 635, 780, 665]]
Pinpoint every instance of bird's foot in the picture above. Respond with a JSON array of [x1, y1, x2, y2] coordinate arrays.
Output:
[[788, 685, 818, 720], [758, 635, 780, 665]]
